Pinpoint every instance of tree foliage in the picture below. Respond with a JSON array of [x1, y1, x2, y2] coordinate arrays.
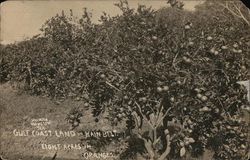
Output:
[[1, 0, 249, 159]]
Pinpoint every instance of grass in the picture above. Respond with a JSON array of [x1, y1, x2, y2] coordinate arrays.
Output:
[[0, 83, 93, 160]]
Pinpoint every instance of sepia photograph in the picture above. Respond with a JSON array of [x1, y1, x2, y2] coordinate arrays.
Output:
[[0, 0, 249, 159]]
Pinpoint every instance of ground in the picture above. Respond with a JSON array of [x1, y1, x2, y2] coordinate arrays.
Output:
[[0, 83, 98, 160]]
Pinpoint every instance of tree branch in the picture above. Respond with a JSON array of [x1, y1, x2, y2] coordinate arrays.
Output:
[[234, 3, 250, 26], [135, 101, 154, 129], [219, 2, 241, 18], [219, 1, 250, 26], [158, 134, 171, 160]]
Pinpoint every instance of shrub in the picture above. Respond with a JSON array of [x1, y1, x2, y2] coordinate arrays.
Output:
[[1, 0, 249, 159]]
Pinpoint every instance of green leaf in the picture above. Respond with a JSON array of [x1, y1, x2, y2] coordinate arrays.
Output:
[[188, 138, 195, 143], [180, 147, 186, 157]]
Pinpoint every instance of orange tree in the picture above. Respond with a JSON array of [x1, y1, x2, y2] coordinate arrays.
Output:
[[1, 0, 249, 159]]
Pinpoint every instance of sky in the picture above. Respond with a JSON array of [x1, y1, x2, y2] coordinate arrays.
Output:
[[0, 0, 204, 45]]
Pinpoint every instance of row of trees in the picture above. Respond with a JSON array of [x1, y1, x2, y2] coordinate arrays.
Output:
[[0, 0, 249, 159]]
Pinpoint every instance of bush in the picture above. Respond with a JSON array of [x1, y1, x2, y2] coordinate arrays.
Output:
[[1, 0, 249, 159]]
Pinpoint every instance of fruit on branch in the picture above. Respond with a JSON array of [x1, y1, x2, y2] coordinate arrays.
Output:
[[233, 43, 238, 48], [177, 80, 182, 85], [237, 49, 242, 53], [214, 50, 219, 55], [188, 41, 194, 46], [201, 96, 208, 102], [183, 56, 192, 64], [197, 93, 203, 99], [180, 141, 185, 147], [73, 121, 79, 127], [170, 97, 175, 102], [241, 65, 246, 71], [1, 2, 249, 159], [164, 129, 170, 135], [184, 25, 191, 30], [207, 36, 213, 41], [157, 86, 163, 93], [84, 102, 89, 107], [123, 95, 129, 100], [199, 106, 211, 112], [194, 88, 201, 93], [100, 74, 106, 79], [162, 85, 169, 91], [152, 36, 158, 41], [221, 46, 228, 50]]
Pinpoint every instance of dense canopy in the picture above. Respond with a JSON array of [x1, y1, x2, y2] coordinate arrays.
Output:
[[0, 0, 249, 159]]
